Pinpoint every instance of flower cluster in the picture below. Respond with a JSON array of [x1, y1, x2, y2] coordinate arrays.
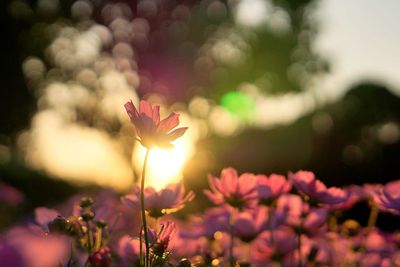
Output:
[[1, 101, 400, 267]]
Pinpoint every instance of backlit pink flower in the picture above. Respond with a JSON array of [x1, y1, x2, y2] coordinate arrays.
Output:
[[257, 174, 292, 204], [289, 171, 347, 205], [122, 183, 195, 218], [125, 100, 188, 149], [204, 167, 258, 209], [147, 221, 177, 256]]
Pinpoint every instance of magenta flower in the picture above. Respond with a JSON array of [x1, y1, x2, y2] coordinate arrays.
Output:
[[257, 174, 292, 204], [125, 100, 188, 149], [204, 167, 258, 209], [233, 207, 269, 242], [289, 171, 347, 205], [375, 180, 400, 215], [122, 183, 195, 218]]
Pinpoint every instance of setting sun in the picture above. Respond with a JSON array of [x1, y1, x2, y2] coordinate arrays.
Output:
[[133, 138, 190, 191]]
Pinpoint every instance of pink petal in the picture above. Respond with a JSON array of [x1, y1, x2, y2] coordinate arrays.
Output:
[[165, 127, 188, 141], [157, 112, 180, 133], [139, 100, 153, 118], [124, 100, 139, 122], [152, 105, 160, 124]]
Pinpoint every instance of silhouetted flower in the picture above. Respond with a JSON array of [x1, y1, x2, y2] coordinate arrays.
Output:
[[289, 171, 347, 205], [125, 100, 188, 149], [122, 183, 195, 218], [204, 167, 258, 209]]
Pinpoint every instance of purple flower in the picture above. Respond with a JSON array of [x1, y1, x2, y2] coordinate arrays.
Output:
[[122, 183, 195, 218], [233, 206, 269, 242], [251, 226, 297, 264], [289, 171, 347, 205], [117, 236, 142, 266], [204, 167, 258, 209], [257, 174, 292, 204], [375, 180, 400, 215]]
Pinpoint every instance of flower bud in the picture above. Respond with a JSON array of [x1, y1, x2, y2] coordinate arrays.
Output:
[[48, 216, 70, 234], [177, 258, 192, 267], [88, 247, 111, 267], [80, 197, 94, 208], [81, 211, 95, 222]]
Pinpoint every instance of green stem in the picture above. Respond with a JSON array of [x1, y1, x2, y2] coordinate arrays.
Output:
[[140, 149, 151, 267]]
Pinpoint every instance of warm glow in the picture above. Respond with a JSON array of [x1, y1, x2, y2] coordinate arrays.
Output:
[[133, 112, 198, 191], [134, 139, 189, 191]]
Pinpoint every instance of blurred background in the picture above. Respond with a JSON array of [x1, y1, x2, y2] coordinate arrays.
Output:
[[0, 0, 399, 228]]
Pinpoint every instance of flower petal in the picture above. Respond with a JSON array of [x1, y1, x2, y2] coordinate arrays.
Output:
[[157, 112, 180, 133], [139, 100, 154, 117]]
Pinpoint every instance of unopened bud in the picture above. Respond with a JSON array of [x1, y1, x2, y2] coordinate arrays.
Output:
[[80, 197, 94, 208], [89, 247, 111, 267]]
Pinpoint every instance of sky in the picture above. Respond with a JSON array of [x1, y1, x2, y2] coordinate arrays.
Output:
[[314, 0, 400, 100]]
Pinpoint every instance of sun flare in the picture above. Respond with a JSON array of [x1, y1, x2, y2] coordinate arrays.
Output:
[[133, 138, 190, 191]]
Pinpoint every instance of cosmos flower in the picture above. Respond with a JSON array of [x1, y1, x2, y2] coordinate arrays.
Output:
[[374, 180, 400, 215], [232, 206, 269, 242], [147, 221, 177, 256], [122, 183, 195, 218], [257, 174, 292, 204], [124, 100, 188, 149], [204, 167, 259, 209], [289, 171, 347, 205]]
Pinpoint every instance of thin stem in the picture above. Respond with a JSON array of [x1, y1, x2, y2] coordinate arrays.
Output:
[[367, 204, 379, 232], [297, 232, 302, 267], [229, 209, 235, 267], [140, 148, 151, 267]]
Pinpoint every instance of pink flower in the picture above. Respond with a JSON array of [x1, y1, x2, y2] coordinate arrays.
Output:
[[122, 183, 195, 218], [233, 207, 269, 242], [274, 194, 327, 234], [329, 185, 368, 211], [375, 180, 400, 215], [251, 226, 297, 264], [289, 171, 347, 205], [147, 221, 177, 256], [257, 174, 292, 204], [125, 100, 188, 149], [204, 167, 258, 209]]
